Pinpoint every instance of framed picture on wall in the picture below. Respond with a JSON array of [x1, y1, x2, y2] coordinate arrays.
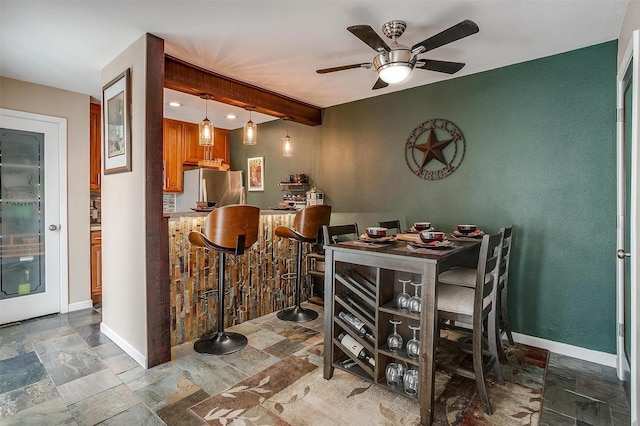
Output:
[[247, 156, 264, 191], [102, 68, 132, 174]]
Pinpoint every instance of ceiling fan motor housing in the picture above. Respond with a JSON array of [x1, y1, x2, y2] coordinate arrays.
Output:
[[374, 45, 415, 83]]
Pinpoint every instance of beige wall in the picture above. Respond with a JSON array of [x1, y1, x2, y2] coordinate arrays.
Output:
[[100, 34, 149, 366], [0, 77, 91, 306], [618, 0, 640, 62]]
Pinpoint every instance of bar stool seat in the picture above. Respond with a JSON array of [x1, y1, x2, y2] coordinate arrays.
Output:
[[189, 204, 260, 355], [275, 204, 331, 322]]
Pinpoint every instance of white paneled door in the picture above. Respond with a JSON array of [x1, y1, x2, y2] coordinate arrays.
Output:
[[0, 109, 67, 324], [616, 30, 639, 426]]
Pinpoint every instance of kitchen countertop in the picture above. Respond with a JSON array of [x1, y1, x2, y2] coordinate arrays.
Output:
[[90, 224, 101, 231], [163, 209, 298, 219]]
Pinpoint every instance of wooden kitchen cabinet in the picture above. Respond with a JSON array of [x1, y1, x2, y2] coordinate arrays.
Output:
[[183, 125, 231, 165], [163, 119, 232, 193], [212, 128, 230, 164], [89, 103, 101, 190], [90, 230, 102, 304], [181, 120, 202, 165], [163, 119, 184, 193]]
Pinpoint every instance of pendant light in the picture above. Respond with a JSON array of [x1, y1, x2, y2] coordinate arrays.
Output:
[[199, 95, 214, 146], [281, 117, 293, 157], [243, 107, 257, 145]]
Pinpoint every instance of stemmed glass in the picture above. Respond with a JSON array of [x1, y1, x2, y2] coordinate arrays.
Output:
[[396, 279, 411, 311], [385, 361, 407, 387], [408, 282, 422, 315], [406, 324, 420, 359], [387, 319, 403, 351], [403, 368, 419, 395]]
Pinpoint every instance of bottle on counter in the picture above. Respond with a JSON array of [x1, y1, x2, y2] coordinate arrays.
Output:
[[338, 310, 375, 344], [338, 331, 375, 367]]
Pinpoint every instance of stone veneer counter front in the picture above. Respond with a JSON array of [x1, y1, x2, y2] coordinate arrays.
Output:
[[167, 209, 314, 346]]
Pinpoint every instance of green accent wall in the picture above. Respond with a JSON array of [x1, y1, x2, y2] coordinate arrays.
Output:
[[231, 41, 618, 353]]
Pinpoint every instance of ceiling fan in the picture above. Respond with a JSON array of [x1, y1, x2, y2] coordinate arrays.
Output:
[[316, 19, 479, 90]]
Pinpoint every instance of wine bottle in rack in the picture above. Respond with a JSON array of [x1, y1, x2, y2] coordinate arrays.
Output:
[[338, 310, 375, 344], [338, 332, 375, 367]]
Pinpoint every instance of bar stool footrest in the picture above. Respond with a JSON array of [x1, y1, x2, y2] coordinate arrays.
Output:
[[194, 332, 248, 355], [281, 272, 297, 280], [277, 306, 319, 323]]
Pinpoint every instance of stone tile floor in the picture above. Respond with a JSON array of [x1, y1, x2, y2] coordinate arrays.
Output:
[[0, 305, 631, 425]]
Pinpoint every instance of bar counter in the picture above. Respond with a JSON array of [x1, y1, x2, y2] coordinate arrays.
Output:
[[166, 209, 310, 346]]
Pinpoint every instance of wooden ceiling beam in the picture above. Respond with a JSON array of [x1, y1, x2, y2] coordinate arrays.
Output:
[[164, 55, 322, 126]]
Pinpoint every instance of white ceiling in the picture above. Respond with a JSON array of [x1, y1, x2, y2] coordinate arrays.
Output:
[[0, 1, 630, 129]]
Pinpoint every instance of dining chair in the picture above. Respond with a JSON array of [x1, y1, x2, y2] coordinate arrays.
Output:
[[322, 223, 360, 245], [378, 219, 402, 234], [275, 205, 332, 322], [497, 226, 514, 346], [439, 226, 514, 361], [188, 204, 260, 355], [377, 219, 402, 234], [436, 232, 504, 415]]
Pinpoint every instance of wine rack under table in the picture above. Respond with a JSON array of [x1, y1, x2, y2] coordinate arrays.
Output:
[[322, 239, 480, 426]]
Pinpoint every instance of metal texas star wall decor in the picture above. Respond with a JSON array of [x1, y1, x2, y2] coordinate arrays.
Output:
[[404, 118, 466, 180]]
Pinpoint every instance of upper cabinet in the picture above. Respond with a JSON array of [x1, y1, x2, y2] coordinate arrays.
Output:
[[163, 119, 184, 193], [183, 124, 230, 166], [163, 118, 232, 193], [181, 121, 202, 165], [89, 103, 101, 191], [212, 128, 230, 165]]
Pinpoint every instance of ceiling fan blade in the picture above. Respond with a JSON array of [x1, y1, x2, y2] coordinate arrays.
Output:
[[372, 78, 389, 90], [415, 60, 466, 74], [411, 20, 479, 53], [348, 25, 390, 52], [316, 63, 371, 74]]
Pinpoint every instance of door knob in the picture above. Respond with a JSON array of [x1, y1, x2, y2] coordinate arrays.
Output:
[[617, 249, 630, 259], [48, 224, 58, 231]]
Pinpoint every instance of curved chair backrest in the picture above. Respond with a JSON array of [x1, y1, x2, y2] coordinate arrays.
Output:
[[378, 219, 401, 234], [203, 204, 260, 250], [293, 205, 332, 240]]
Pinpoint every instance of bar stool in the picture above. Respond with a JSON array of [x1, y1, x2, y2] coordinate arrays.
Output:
[[276, 204, 332, 322], [189, 204, 260, 355]]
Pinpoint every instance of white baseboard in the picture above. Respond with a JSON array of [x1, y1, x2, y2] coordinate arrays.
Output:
[[512, 332, 617, 368], [100, 322, 147, 369], [67, 300, 93, 312]]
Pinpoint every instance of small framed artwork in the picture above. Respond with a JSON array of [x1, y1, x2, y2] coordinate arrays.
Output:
[[102, 68, 132, 174], [247, 156, 264, 191]]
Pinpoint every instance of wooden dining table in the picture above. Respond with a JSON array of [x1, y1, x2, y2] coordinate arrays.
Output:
[[323, 236, 480, 425]]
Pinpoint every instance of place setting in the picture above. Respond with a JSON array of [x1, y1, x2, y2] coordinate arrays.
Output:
[[403, 221, 435, 234], [190, 201, 216, 212], [355, 227, 397, 245], [407, 231, 456, 251], [449, 224, 485, 241]]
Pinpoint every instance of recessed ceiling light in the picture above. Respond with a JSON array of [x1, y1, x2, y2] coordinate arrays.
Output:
[[226, 114, 237, 119], [168, 101, 181, 107]]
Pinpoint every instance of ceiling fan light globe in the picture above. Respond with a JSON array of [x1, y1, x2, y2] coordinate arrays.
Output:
[[378, 63, 412, 84], [374, 48, 413, 84]]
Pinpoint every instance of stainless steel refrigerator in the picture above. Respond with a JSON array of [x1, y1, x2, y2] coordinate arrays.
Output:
[[175, 169, 244, 212]]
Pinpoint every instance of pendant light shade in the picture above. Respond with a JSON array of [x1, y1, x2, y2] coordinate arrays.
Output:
[[281, 117, 293, 157], [282, 134, 293, 157], [243, 107, 257, 145], [199, 95, 214, 146]]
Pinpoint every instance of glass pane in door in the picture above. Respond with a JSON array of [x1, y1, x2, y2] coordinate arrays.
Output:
[[0, 128, 45, 300]]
